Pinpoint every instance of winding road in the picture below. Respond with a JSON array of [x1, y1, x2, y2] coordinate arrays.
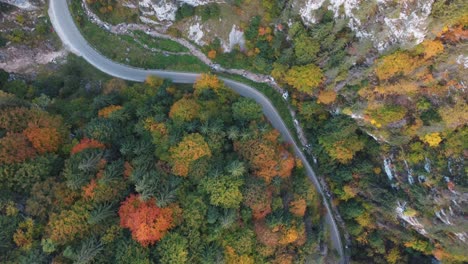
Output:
[[49, 0, 346, 262]]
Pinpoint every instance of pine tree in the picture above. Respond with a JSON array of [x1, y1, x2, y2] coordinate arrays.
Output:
[[87, 203, 116, 225]]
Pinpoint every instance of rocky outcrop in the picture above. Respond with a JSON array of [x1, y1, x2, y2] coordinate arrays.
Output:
[[138, 0, 221, 22], [396, 201, 428, 236], [296, 0, 435, 51], [0, 0, 43, 10]]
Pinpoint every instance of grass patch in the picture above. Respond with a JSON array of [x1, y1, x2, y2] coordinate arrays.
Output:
[[214, 50, 256, 72], [70, 1, 208, 72], [132, 30, 189, 53], [87, 2, 139, 25]]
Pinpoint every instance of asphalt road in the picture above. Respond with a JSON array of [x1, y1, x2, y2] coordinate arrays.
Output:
[[49, 0, 346, 262]]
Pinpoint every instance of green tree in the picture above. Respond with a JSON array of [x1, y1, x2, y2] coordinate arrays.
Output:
[[0, 154, 59, 193], [226, 160, 246, 177], [87, 203, 115, 225], [294, 34, 320, 64], [318, 116, 365, 164], [366, 104, 407, 127], [232, 98, 263, 123], [223, 228, 255, 255], [157, 233, 189, 264], [63, 237, 103, 264], [114, 239, 151, 264]]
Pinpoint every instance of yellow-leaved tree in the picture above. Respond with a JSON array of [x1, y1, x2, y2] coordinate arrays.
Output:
[[145, 75, 164, 88], [284, 64, 323, 94], [375, 51, 419, 80], [193, 73, 222, 96], [421, 40, 444, 59], [170, 133, 212, 176], [169, 97, 200, 122], [317, 90, 337, 104], [421, 132, 442, 147]]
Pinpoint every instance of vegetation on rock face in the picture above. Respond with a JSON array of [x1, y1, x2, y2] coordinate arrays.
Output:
[[0, 59, 330, 263], [292, 17, 468, 263], [166, 1, 465, 261]]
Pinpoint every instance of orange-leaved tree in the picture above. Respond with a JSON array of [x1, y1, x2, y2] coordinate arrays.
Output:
[[235, 130, 294, 182], [82, 179, 97, 200], [23, 126, 62, 154], [170, 133, 212, 176], [0, 107, 32, 133], [289, 198, 307, 217], [118, 194, 174, 246], [13, 218, 35, 250], [254, 221, 280, 247], [421, 39, 444, 59], [98, 105, 123, 118], [207, 50, 217, 59], [70, 138, 105, 155], [243, 182, 272, 219], [0, 133, 36, 165]]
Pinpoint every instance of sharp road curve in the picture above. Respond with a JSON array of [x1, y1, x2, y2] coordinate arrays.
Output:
[[49, 0, 346, 262]]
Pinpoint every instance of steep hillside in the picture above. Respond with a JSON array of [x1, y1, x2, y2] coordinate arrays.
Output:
[[0, 1, 65, 73]]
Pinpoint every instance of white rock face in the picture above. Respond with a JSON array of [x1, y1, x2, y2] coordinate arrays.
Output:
[[380, 0, 434, 50], [181, 0, 214, 5], [138, 0, 219, 22], [223, 25, 246, 52], [299, 0, 325, 24], [297, 0, 435, 51], [139, 0, 177, 21], [383, 158, 394, 181], [121, 1, 138, 9], [396, 201, 428, 236], [454, 232, 467, 242], [0, 0, 38, 10], [139, 16, 161, 25], [188, 21, 205, 45], [456, 55, 468, 69]]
